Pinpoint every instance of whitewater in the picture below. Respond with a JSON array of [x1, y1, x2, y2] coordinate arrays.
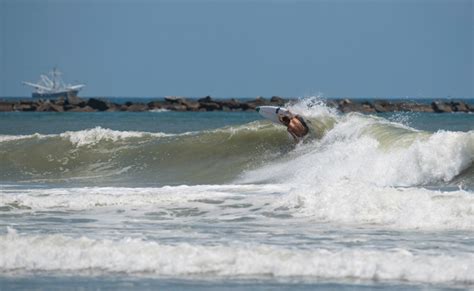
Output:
[[0, 98, 473, 290]]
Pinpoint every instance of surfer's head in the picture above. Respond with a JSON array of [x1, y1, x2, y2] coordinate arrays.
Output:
[[280, 116, 291, 126]]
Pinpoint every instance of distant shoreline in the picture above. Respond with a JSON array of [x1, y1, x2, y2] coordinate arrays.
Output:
[[0, 96, 472, 113], [1, 96, 473, 101]]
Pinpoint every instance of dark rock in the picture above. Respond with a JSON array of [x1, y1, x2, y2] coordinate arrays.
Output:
[[161, 97, 201, 111], [197, 96, 213, 103], [270, 96, 286, 106], [66, 95, 86, 107], [400, 103, 433, 112], [337, 99, 354, 113], [220, 98, 241, 110], [199, 102, 221, 111], [251, 97, 269, 105], [451, 101, 469, 112], [68, 106, 96, 112], [243, 102, 257, 110], [50, 103, 64, 112], [412, 104, 434, 113], [338, 105, 352, 113], [14, 101, 37, 112], [0, 97, 472, 114], [180, 99, 200, 111], [432, 101, 453, 113], [105, 104, 120, 112], [340, 99, 352, 105], [53, 98, 66, 106], [373, 100, 390, 112], [169, 104, 188, 111], [197, 96, 221, 111], [35, 102, 50, 112], [238, 102, 250, 111], [337, 99, 375, 113], [245, 97, 269, 110], [87, 98, 109, 111], [325, 100, 338, 109], [64, 104, 75, 111], [126, 103, 148, 112], [0, 102, 13, 112], [35, 101, 63, 112], [361, 104, 376, 113], [147, 101, 163, 110]]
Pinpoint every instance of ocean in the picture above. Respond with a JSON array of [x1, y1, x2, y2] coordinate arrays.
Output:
[[0, 97, 473, 290]]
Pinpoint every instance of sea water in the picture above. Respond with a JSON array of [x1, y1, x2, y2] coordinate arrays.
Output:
[[0, 98, 473, 290]]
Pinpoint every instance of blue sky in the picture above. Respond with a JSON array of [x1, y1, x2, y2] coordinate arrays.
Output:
[[0, 0, 472, 98]]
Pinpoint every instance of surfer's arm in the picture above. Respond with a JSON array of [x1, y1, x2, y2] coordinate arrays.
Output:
[[287, 128, 299, 142]]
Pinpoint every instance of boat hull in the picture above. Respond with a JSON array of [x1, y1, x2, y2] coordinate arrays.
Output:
[[32, 90, 79, 99]]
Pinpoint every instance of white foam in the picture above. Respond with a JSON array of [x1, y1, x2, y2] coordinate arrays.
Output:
[[0, 184, 286, 211], [149, 108, 170, 112], [242, 113, 473, 187], [236, 109, 474, 230], [277, 182, 474, 230], [0, 127, 173, 147], [287, 96, 339, 118], [1, 184, 473, 230], [59, 127, 171, 146], [1, 229, 472, 284], [0, 133, 51, 143]]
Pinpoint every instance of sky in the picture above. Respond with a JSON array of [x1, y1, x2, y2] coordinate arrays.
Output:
[[0, 0, 472, 98]]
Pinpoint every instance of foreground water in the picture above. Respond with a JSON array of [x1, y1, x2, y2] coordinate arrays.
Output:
[[0, 98, 473, 290]]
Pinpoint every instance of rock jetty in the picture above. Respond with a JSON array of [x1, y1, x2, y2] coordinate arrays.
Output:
[[0, 96, 472, 113]]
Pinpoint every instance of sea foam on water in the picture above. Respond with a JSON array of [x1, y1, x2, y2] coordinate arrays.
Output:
[[0, 99, 473, 287], [1, 228, 473, 284]]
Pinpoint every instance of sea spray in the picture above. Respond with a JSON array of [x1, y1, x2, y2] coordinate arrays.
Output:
[[240, 113, 474, 188]]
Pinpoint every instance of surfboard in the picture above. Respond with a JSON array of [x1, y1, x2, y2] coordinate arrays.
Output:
[[256, 106, 292, 125]]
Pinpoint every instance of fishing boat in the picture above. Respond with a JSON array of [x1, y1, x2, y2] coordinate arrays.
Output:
[[23, 68, 85, 99]]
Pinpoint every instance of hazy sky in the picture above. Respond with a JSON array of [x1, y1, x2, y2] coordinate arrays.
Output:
[[0, 0, 472, 98]]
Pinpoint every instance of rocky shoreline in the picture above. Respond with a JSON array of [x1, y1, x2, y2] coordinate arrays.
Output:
[[0, 96, 472, 113]]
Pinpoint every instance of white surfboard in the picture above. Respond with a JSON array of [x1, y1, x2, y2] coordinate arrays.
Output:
[[256, 106, 292, 125]]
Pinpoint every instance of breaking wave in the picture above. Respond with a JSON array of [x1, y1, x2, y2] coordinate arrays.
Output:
[[1, 228, 472, 284], [1, 107, 473, 187], [240, 114, 474, 188]]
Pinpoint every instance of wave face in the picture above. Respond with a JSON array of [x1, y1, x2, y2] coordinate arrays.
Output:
[[1, 101, 472, 188], [0, 124, 292, 185]]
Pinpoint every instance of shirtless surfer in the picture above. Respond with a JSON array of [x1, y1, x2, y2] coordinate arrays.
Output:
[[279, 113, 309, 142]]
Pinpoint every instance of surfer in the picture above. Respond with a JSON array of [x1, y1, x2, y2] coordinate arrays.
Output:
[[256, 106, 309, 142], [279, 114, 309, 142]]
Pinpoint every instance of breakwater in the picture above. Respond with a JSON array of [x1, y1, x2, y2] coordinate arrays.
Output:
[[0, 96, 472, 113]]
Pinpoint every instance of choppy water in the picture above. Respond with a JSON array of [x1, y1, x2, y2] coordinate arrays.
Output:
[[0, 98, 473, 290]]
